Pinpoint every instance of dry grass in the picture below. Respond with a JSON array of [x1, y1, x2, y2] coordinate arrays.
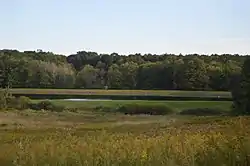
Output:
[[0, 110, 249, 166]]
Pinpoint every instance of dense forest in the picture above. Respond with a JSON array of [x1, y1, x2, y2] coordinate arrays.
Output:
[[0, 49, 247, 91]]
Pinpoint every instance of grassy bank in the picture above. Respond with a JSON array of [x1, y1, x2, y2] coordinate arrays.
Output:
[[0, 110, 249, 165], [9, 89, 231, 97], [9, 89, 232, 100], [33, 100, 232, 112]]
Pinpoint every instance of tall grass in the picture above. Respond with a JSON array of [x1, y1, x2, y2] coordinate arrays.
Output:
[[0, 116, 250, 166]]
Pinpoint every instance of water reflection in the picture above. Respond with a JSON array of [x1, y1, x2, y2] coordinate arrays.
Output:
[[63, 99, 112, 101]]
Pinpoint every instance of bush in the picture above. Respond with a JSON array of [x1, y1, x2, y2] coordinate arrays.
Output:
[[116, 104, 174, 115], [0, 90, 12, 109], [29, 100, 65, 112], [0, 95, 30, 110], [14, 96, 31, 110], [94, 106, 113, 112], [0, 88, 32, 110], [6, 96, 17, 109], [179, 108, 225, 116]]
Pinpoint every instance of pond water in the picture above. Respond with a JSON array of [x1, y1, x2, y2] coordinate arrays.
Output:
[[63, 98, 112, 101]]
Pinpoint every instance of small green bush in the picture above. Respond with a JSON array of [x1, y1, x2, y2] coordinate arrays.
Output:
[[0, 90, 12, 109], [179, 108, 225, 116], [29, 100, 65, 112], [0, 95, 25, 110], [94, 106, 113, 112], [11, 96, 32, 110], [116, 104, 174, 115], [5, 96, 17, 109], [0, 88, 32, 110]]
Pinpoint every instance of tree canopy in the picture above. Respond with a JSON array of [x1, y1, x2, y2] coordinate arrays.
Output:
[[0, 49, 248, 91], [231, 57, 250, 115]]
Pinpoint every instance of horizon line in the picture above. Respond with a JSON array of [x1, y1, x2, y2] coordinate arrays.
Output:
[[0, 48, 249, 57]]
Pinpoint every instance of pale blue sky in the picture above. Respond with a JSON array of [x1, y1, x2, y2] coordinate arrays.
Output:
[[1, 0, 250, 55]]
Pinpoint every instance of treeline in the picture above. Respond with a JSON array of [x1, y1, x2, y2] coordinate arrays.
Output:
[[0, 49, 247, 91]]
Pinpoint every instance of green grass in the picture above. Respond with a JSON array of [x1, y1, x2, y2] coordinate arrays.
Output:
[[10, 88, 231, 98], [0, 110, 249, 166], [33, 100, 232, 112]]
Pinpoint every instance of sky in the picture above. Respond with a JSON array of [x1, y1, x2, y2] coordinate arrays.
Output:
[[1, 0, 250, 55]]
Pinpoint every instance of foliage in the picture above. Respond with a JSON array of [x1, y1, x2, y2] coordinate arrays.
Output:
[[0, 88, 31, 110], [137, 62, 167, 89], [231, 57, 250, 115], [75, 64, 101, 88], [29, 100, 65, 112], [15, 96, 32, 110], [182, 57, 209, 90], [107, 64, 123, 89], [0, 49, 247, 90], [116, 103, 174, 115], [0, 88, 13, 109], [0, 56, 19, 88], [0, 92, 64, 111]]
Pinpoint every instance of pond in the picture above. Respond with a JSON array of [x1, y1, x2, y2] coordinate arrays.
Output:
[[63, 98, 112, 101]]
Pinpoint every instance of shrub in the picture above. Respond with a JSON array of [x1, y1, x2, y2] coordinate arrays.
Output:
[[29, 100, 65, 112], [0, 89, 12, 109], [94, 106, 113, 112], [0, 95, 22, 110], [6, 96, 17, 109], [0, 89, 32, 110], [179, 108, 225, 116], [116, 104, 174, 115], [0, 95, 32, 110], [0, 96, 6, 109], [14, 96, 31, 110]]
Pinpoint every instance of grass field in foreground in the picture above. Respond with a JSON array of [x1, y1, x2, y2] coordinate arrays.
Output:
[[35, 100, 232, 112], [0, 110, 249, 166], [10, 88, 231, 98]]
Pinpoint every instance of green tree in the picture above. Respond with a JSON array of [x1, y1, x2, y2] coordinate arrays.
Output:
[[119, 62, 138, 89], [137, 62, 166, 89], [181, 58, 209, 90], [25, 61, 54, 88], [0, 57, 19, 88], [107, 64, 123, 89], [75, 65, 100, 88], [231, 58, 250, 115], [0, 49, 246, 90], [95, 61, 107, 87], [54, 64, 76, 88], [207, 61, 224, 90], [164, 56, 184, 90]]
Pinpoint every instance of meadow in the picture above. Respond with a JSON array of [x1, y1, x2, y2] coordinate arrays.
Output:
[[36, 100, 232, 112], [0, 109, 249, 166], [0, 89, 247, 165]]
